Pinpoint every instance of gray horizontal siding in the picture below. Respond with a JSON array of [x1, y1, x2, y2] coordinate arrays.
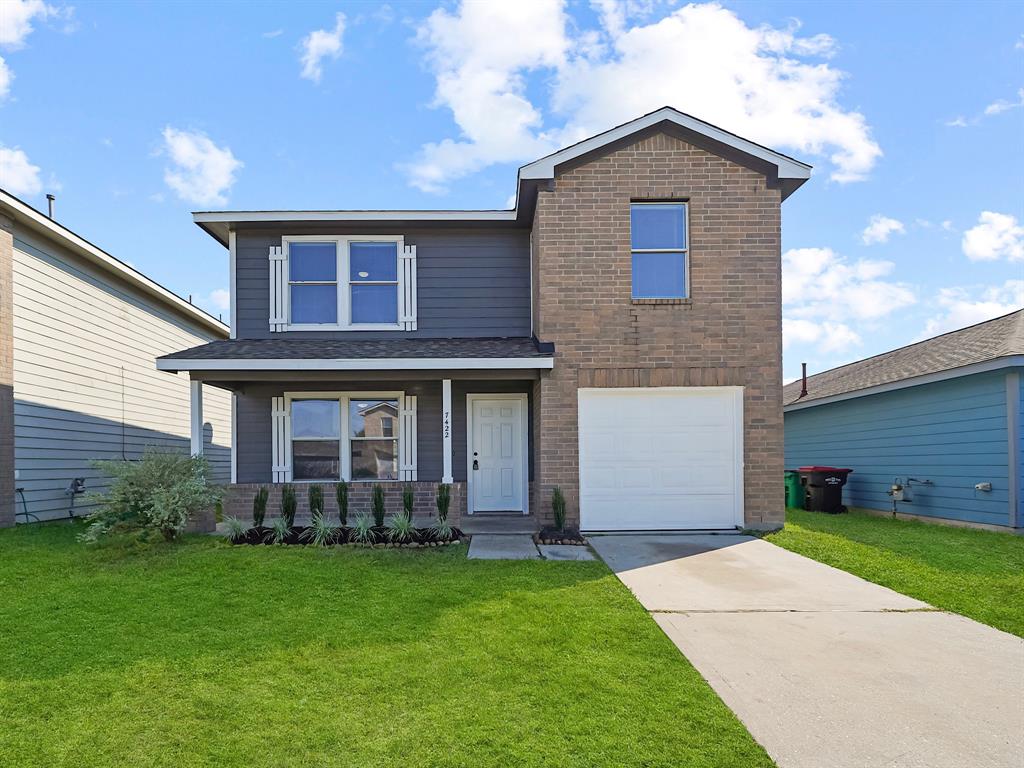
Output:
[[784, 371, 1013, 527], [12, 230, 231, 522], [235, 379, 534, 485], [235, 227, 531, 340]]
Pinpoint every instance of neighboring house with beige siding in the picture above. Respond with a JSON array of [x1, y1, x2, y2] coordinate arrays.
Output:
[[0, 189, 231, 526]]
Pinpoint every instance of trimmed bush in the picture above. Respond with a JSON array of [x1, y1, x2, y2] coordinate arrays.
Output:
[[281, 484, 297, 527], [403, 484, 415, 520], [436, 483, 451, 522], [552, 487, 566, 531], [335, 481, 349, 526], [308, 484, 324, 520], [371, 484, 386, 527], [253, 486, 269, 528]]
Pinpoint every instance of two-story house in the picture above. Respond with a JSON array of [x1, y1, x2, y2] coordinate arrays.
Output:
[[157, 107, 811, 532]]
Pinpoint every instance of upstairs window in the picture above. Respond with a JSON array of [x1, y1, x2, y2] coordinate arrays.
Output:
[[283, 236, 406, 329], [349, 242, 398, 325], [630, 202, 688, 299], [289, 242, 338, 324]]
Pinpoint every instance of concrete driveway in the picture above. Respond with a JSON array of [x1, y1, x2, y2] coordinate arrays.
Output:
[[591, 534, 1024, 768]]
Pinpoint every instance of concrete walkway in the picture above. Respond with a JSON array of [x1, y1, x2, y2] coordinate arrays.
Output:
[[590, 534, 1024, 768]]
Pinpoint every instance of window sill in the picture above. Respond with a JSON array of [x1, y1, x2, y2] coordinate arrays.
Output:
[[631, 298, 692, 306], [283, 323, 403, 332]]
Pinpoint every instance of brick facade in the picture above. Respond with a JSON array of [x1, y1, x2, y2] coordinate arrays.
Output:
[[221, 481, 466, 528], [0, 215, 14, 528], [532, 130, 785, 530]]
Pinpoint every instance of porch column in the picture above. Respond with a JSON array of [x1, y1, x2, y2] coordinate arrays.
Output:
[[442, 378, 453, 483], [189, 380, 204, 456]]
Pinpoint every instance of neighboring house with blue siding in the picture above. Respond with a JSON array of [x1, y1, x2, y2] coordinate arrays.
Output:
[[784, 310, 1023, 530]]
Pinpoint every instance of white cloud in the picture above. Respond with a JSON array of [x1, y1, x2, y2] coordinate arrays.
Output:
[[962, 211, 1024, 262], [206, 288, 230, 312], [783, 317, 861, 353], [406, 0, 569, 192], [262, 29, 284, 39], [861, 214, 905, 245], [0, 145, 43, 195], [941, 220, 954, 232], [0, 0, 58, 49], [299, 12, 345, 83], [407, 1, 880, 192], [946, 87, 1024, 126], [921, 280, 1024, 338], [781, 246, 916, 354], [984, 88, 1024, 116], [160, 127, 243, 206], [0, 55, 11, 99]]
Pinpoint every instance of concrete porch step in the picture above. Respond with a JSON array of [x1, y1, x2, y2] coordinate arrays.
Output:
[[461, 514, 536, 535]]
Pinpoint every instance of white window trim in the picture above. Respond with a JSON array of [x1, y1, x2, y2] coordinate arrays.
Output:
[[630, 202, 690, 300], [285, 390, 404, 483], [283, 235, 405, 331]]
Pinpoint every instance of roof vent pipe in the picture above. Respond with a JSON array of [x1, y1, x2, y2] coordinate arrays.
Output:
[[46, 194, 55, 219], [800, 362, 808, 398]]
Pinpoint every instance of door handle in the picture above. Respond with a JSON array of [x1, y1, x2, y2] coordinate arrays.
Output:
[[473, 459, 479, 471]]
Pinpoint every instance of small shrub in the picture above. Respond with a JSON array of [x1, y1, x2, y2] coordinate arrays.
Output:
[[351, 512, 376, 544], [222, 515, 246, 543], [403, 484, 415, 520], [436, 483, 450, 522], [80, 450, 222, 543], [253, 486, 269, 528], [429, 517, 453, 543], [387, 511, 416, 543], [552, 487, 566, 531], [300, 513, 339, 547], [335, 481, 349, 526], [265, 516, 290, 545], [371, 484, 386, 527], [280, 484, 297, 527], [308, 484, 324, 520]]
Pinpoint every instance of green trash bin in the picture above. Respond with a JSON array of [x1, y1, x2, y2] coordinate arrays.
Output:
[[784, 470, 804, 509]]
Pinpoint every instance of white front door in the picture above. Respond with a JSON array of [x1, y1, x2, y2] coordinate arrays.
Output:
[[469, 396, 526, 513]]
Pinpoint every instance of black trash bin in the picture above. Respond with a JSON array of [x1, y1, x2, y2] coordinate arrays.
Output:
[[797, 466, 853, 514]]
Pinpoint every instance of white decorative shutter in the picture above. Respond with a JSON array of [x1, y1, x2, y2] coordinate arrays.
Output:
[[269, 245, 288, 332], [399, 244, 417, 331], [271, 396, 292, 482], [399, 394, 417, 481]]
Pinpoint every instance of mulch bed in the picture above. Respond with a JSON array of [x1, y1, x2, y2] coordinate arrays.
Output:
[[533, 528, 587, 546], [229, 526, 466, 548]]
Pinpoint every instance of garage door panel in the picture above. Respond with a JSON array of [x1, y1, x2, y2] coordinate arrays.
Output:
[[579, 388, 742, 531]]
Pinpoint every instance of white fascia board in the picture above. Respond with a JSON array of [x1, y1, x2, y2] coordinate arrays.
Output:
[[784, 356, 1024, 412], [0, 190, 229, 338], [193, 210, 517, 225], [157, 356, 555, 372], [519, 107, 812, 182]]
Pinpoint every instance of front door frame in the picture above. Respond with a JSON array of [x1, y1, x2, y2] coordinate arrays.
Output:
[[466, 393, 529, 516]]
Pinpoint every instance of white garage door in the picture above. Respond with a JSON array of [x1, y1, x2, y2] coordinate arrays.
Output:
[[578, 387, 743, 531]]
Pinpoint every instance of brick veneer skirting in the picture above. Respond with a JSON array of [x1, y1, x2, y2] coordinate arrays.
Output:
[[221, 481, 466, 528]]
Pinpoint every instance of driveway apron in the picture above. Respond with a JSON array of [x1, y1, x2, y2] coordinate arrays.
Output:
[[590, 534, 1024, 768]]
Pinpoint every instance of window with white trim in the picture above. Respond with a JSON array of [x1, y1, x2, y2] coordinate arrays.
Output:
[[630, 202, 689, 299], [288, 394, 401, 481], [282, 236, 409, 330]]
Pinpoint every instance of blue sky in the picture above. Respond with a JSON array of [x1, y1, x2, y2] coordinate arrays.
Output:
[[1, 0, 1021, 380]]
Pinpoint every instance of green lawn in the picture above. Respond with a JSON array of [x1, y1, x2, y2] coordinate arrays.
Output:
[[0, 524, 771, 768], [768, 508, 1024, 637]]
